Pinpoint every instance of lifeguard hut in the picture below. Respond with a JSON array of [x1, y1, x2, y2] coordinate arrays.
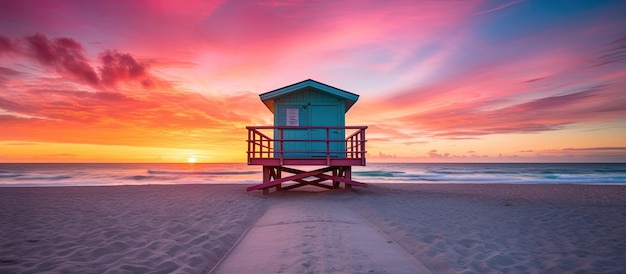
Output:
[[246, 79, 367, 194]]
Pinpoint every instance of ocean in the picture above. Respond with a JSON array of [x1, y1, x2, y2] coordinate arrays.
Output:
[[0, 163, 624, 187]]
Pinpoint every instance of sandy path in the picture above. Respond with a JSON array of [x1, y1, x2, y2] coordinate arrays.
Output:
[[211, 196, 430, 273]]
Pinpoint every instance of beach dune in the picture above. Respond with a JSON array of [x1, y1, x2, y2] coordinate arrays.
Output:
[[1, 184, 625, 273]]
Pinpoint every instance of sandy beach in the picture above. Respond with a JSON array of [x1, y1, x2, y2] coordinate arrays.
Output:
[[1, 183, 625, 273]]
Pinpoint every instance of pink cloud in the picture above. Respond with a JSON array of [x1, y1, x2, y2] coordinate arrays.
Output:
[[472, 0, 524, 16], [194, 0, 482, 83]]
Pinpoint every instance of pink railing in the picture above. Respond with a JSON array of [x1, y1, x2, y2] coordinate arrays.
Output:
[[246, 126, 367, 165]]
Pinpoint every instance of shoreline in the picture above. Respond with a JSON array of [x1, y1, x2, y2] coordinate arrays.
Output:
[[2, 183, 625, 273]]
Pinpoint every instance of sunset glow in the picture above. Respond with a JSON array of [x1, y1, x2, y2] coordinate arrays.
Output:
[[1, 0, 625, 162]]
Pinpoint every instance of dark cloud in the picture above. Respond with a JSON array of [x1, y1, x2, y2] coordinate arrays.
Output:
[[99, 50, 152, 88], [402, 141, 428, 145], [0, 114, 27, 123], [522, 77, 543, 84], [0, 96, 28, 113], [0, 35, 17, 53], [563, 147, 626, 151], [0, 67, 22, 76], [0, 66, 22, 85], [28, 89, 144, 122], [4, 142, 38, 145], [93, 91, 135, 102], [2, 33, 162, 89], [45, 153, 76, 157], [593, 36, 626, 67], [25, 33, 100, 86], [398, 84, 624, 139], [505, 85, 604, 113], [428, 149, 449, 158], [377, 151, 397, 158]]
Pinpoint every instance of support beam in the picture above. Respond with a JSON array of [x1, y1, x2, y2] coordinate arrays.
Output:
[[248, 165, 367, 193], [247, 167, 334, 192]]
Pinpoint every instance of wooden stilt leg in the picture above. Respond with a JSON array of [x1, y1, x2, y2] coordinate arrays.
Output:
[[275, 167, 282, 191], [262, 166, 271, 195], [344, 166, 352, 190], [332, 168, 340, 189]]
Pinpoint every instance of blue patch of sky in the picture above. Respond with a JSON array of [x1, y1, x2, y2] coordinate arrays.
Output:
[[442, 0, 625, 78], [473, 0, 616, 44]]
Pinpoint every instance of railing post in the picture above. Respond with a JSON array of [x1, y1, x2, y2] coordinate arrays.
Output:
[[360, 128, 366, 165], [247, 129, 251, 163], [280, 128, 284, 165], [351, 134, 355, 158], [258, 131, 261, 159], [253, 130, 257, 159], [267, 135, 271, 158], [326, 127, 330, 165]]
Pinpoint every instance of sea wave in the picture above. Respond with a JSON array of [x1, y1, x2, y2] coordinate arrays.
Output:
[[427, 169, 513, 175], [352, 171, 405, 177], [147, 170, 260, 175], [353, 166, 626, 185], [121, 175, 178, 181], [15, 175, 72, 181], [0, 173, 22, 178], [355, 173, 516, 182]]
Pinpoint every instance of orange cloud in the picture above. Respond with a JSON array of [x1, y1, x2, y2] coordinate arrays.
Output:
[[0, 33, 271, 155]]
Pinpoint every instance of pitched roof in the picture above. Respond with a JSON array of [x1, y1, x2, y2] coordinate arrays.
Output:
[[259, 79, 359, 113]]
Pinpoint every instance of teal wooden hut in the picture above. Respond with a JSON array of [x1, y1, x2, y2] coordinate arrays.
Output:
[[246, 79, 368, 194], [260, 79, 359, 158]]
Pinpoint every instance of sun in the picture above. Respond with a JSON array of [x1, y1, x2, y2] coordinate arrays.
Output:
[[187, 156, 196, 163]]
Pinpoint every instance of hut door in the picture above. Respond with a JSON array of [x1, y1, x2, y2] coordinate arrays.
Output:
[[310, 105, 343, 157], [276, 106, 308, 158]]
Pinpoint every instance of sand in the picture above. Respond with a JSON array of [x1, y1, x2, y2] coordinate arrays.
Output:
[[1, 184, 625, 273], [0, 185, 269, 273]]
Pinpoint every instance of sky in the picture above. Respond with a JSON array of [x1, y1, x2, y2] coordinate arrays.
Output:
[[1, 0, 625, 163]]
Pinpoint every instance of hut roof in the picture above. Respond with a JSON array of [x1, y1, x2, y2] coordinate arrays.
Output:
[[259, 79, 359, 113]]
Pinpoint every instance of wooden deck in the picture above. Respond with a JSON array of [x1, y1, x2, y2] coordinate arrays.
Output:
[[247, 126, 367, 166], [246, 126, 368, 194]]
